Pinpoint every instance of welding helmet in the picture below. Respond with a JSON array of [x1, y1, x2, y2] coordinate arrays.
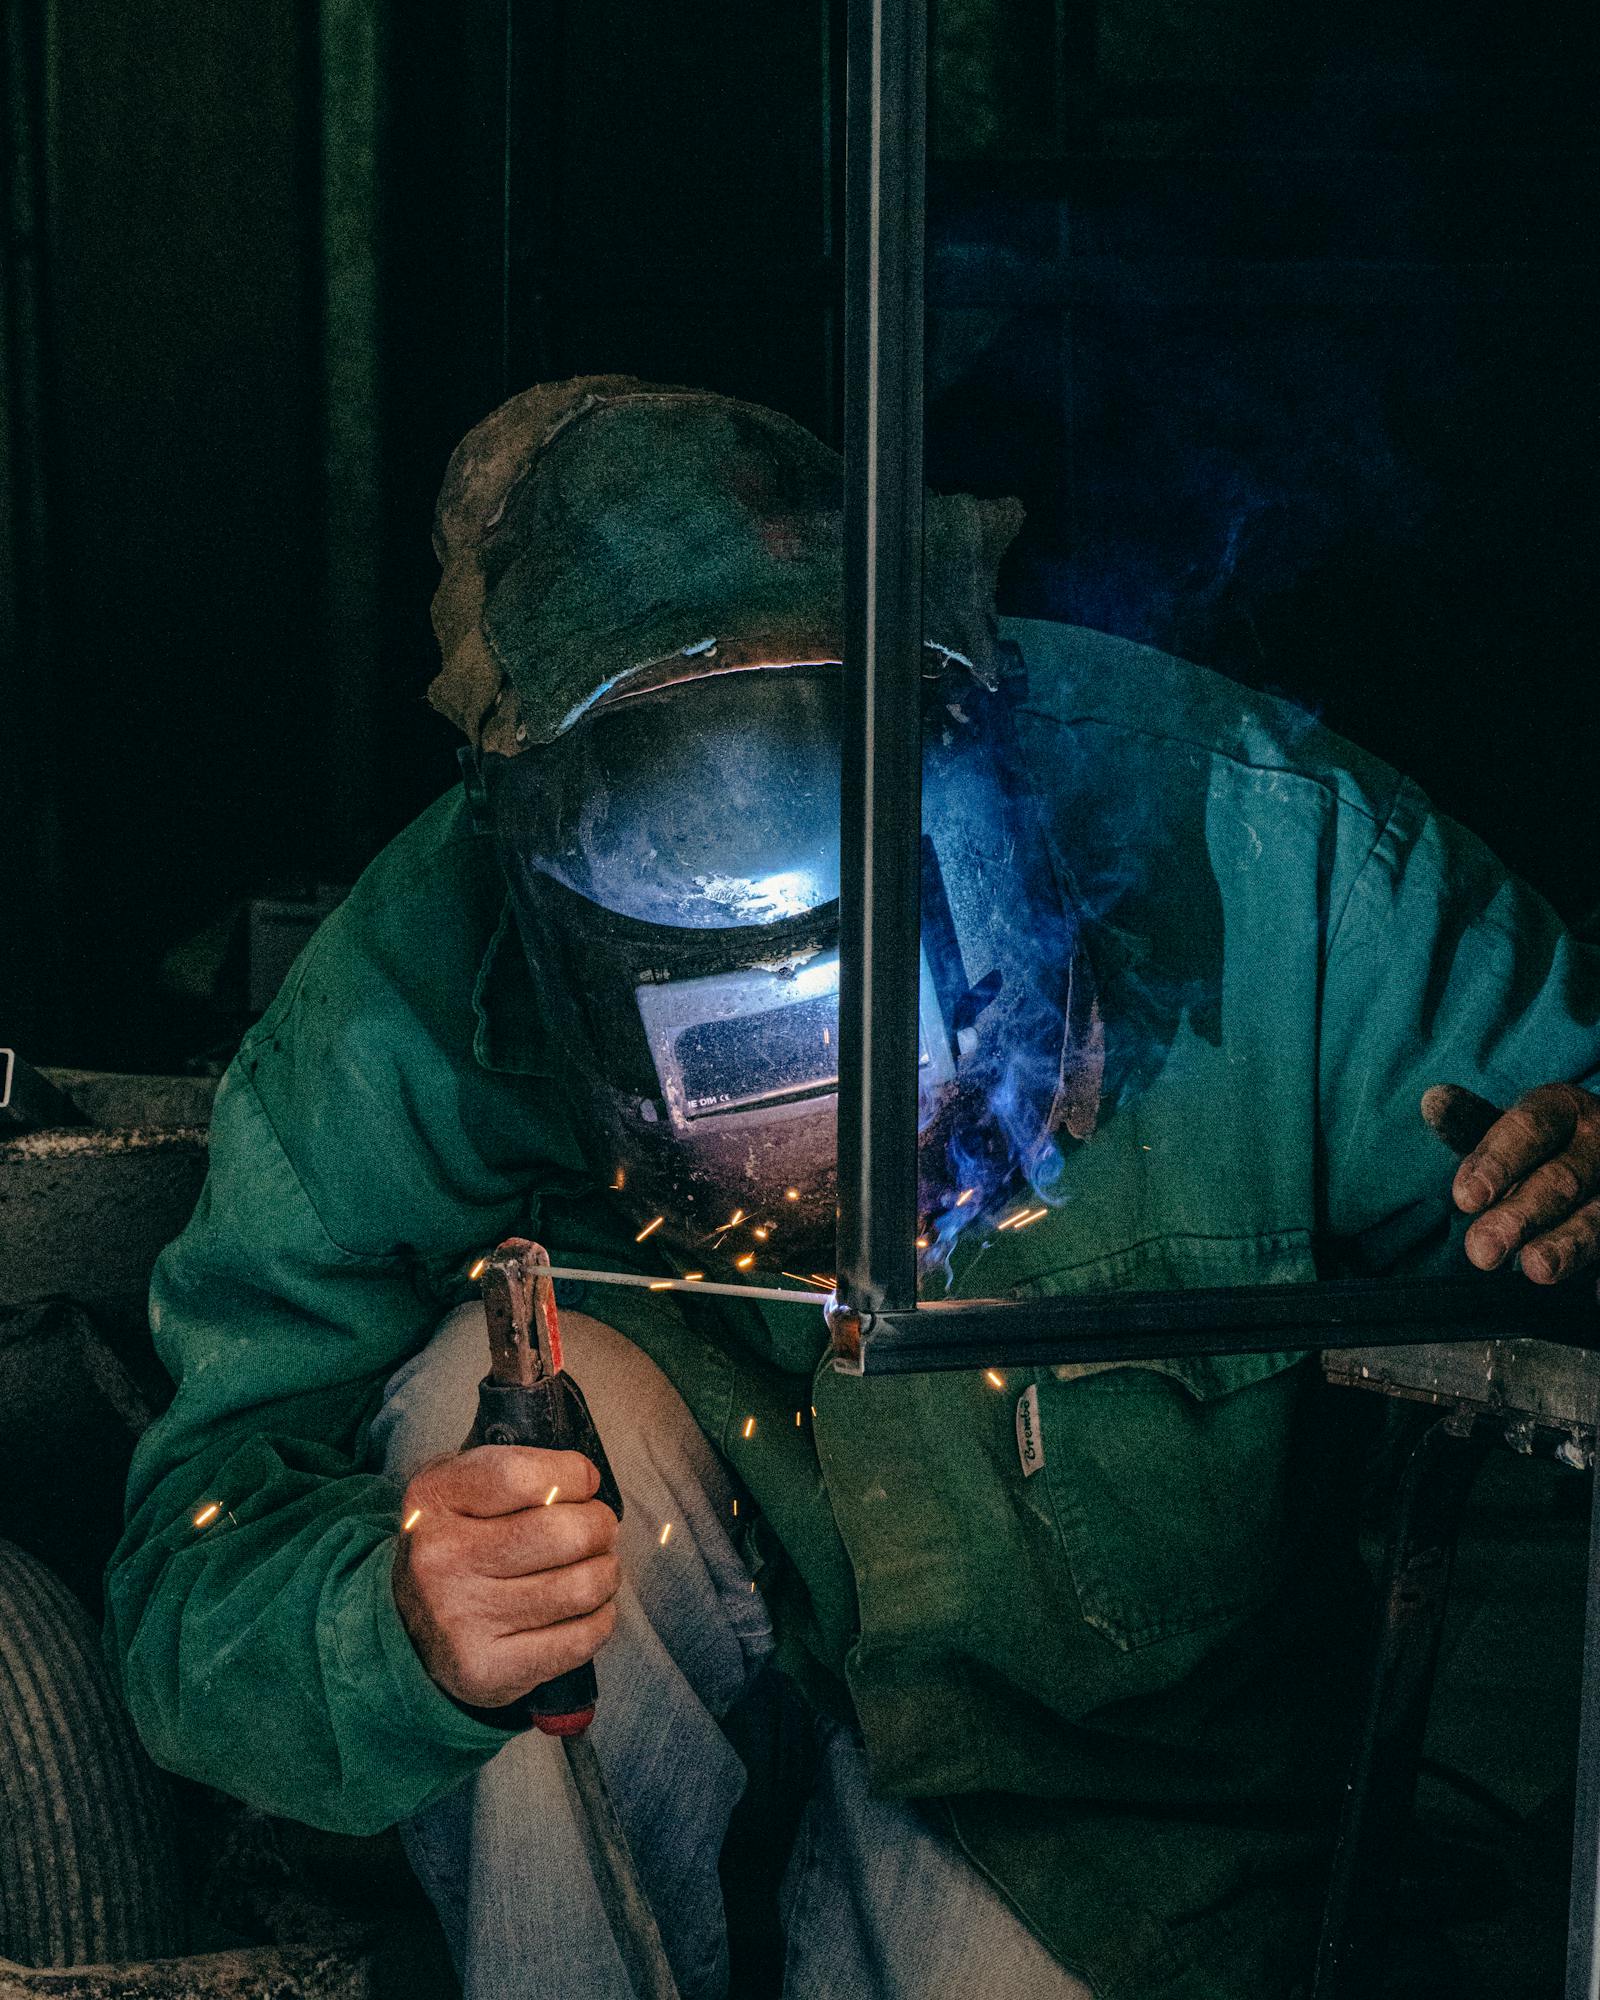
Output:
[[433, 379, 1094, 1279], [480, 652, 1095, 1280]]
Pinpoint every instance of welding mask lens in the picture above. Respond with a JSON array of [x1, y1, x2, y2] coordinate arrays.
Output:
[[490, 667, 842, 929]]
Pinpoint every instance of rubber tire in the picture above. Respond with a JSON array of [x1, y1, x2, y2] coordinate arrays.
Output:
[[0, 1538, 184, 1966]]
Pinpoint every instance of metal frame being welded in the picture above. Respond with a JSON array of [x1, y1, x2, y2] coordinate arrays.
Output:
[[828, 0, 1600, 1384], [828, 0, 1600, 1991]]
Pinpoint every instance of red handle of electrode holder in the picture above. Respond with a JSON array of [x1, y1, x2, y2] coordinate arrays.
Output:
[[537, 1705, 596, 1737], [457, 1680, 595, 1737]]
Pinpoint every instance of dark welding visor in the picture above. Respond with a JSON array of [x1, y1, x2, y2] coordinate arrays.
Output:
[[487, 666, 842, 930]]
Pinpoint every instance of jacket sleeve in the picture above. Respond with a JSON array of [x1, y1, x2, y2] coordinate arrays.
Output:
[[108, 1061, 526, 1830], [1318, 776, 1600, 1274], [104, 807, 594, 1832]]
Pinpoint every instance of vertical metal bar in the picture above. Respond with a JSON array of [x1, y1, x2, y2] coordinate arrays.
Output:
[[499, 0, 563, 389], [318, 0, 384, 869], [1313, 1416, 1488, 1999], [836, 0, 927, 1315], [819, 0, 839, 445], [0, 0, 66, 1052], [1566, 1463, 1600, 2000], [499, 0, 513, 397]]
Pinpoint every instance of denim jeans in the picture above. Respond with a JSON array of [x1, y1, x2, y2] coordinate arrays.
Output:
[[373, 1304, 1091, 2000]]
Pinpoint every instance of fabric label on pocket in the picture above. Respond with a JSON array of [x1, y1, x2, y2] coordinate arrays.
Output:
[[1015, 1382, 1045, 1476]]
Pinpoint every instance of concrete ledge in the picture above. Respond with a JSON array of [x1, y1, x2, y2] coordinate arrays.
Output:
[[1, 1080, 213, 1317]]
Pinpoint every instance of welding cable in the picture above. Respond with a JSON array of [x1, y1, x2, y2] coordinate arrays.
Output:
[[567, 1735, 682, 2000]]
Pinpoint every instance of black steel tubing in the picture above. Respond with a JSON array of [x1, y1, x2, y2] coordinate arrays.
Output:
[[1569, 1463, 1600, 2000], [833, 1276, 1599, 1375], [1313, 1416, 1491, 2000], [836, 0, 928, 1315]]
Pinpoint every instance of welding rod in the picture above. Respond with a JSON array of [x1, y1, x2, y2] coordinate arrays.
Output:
[[509, 1264, 832, 1307]]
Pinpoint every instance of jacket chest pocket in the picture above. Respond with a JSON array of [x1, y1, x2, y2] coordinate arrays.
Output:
[[1026, 1236, 1318, 1653], [1038, 1355, 1308, 1651]]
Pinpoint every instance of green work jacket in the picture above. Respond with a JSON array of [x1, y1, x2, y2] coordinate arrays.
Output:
[[107, 620, 1600, 1999]]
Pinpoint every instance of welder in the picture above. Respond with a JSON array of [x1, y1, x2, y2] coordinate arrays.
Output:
[[107, 379, 1600, 2000]]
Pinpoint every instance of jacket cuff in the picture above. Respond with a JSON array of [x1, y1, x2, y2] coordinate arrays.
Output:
[[332, 1537, 519, 1765]]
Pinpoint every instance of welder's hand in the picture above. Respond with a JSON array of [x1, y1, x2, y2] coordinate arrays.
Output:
[[1422, 1082, 1600, 1284], [392, 1446, 620, 1709]]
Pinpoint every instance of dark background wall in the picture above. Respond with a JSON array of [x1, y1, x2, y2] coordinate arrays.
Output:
[[2, 0, 1595, 1071]]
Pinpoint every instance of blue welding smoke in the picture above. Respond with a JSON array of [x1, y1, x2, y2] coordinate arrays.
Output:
[[926, 29, 1455, 678], [913, 671, 1098, 1281], [910, 73, 1458, 1288], [928, 302, 1436, 679]]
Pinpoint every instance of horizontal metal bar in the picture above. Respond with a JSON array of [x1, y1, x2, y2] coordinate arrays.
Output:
[[513, 255, 842, 299], [832, 1277, 1600, 1374], [928, 248, 1600, 312], [483, 252, 1598, 316], [926, 151, 1595, 185]]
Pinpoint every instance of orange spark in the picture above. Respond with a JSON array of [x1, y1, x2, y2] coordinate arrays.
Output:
[[983, 1369, 1006, 1390], [736, 1252, 756, 1270], [402, 1507, 423, 1532], [955, 1188, 976, 1207], [543, 1485, 560, 1506], [193, 1502, 221, 1529], [468, 1257, 487, 1281], [649, 1279, 673, 1290], [635, 1215, 665, 1241], [684, 1271, 705, 1282], [658, 1521, 674, 1546], [742, 1416, 757, 1439], [784, 1187, 801, 1202]]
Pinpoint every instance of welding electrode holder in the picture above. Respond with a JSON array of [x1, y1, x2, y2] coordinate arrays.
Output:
[[463, 1245, 624, 1736]]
